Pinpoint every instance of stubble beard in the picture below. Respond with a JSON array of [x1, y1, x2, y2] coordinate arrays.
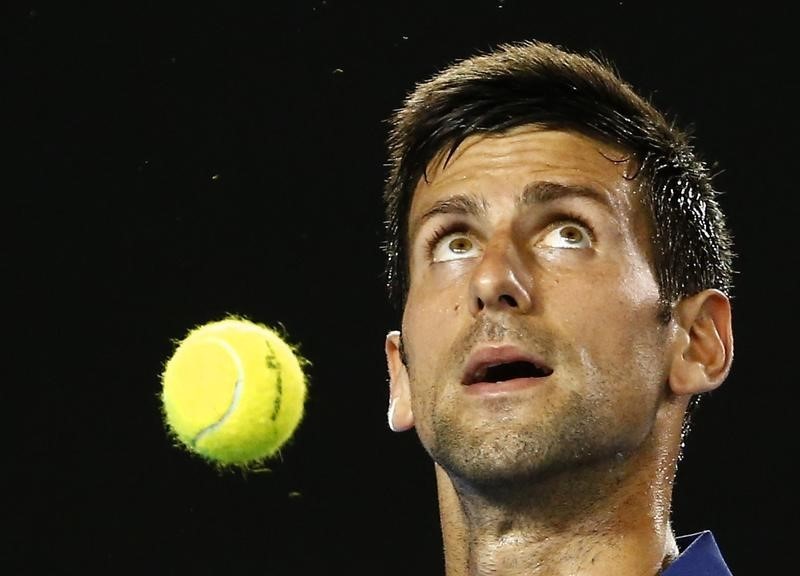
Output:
[[422, 317, 608, 489], [412, 315, 647, 500], [428, 388, 610, 495]]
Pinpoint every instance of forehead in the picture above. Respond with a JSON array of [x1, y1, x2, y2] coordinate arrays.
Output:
[[409, 126, 641, 221]]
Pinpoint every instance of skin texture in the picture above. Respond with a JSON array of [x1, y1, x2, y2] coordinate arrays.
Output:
[[385, 126, 733, 575]]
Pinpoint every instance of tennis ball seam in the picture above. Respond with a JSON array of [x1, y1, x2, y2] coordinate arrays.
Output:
[[191, 336, 246, 448], [264, 338, 283, 421]]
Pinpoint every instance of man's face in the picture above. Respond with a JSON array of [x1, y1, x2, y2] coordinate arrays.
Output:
[[395, 126, 673, 485]]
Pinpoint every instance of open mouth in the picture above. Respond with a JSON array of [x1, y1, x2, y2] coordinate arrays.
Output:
[[466, 360, 553, 385]]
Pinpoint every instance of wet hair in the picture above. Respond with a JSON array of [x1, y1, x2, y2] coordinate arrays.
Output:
[[381, 39, 735, 321]]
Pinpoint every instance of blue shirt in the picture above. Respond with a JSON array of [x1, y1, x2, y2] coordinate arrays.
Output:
[[663, 531, 732, 575]]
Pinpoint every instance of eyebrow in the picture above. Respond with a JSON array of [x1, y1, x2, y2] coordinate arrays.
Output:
[[409, 181, 611, 241], [519, 181, 610, 208]]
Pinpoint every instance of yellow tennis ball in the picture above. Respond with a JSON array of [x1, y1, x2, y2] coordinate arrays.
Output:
[[160, 316, 308, 468]]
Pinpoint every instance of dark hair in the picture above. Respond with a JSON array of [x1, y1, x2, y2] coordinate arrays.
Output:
[[382, 39, 735, 320]]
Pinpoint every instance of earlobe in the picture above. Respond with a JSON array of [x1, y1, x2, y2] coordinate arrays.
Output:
[[668, 289, 734, 396], [385, 330, 415, 432]]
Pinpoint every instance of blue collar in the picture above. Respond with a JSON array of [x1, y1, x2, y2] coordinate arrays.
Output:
[[663, 531, 732, 575]]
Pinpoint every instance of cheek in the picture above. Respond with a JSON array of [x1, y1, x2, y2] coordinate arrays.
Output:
[[401, 286, 466, 416], [576, 339, 666, 446], [402, 290, 451, 381], [569, 270, 668, 402], [547, 271, 666, 395], [403, 268, 469, 348], [416, 260, 475, 293], [553, 259, 660, 330]]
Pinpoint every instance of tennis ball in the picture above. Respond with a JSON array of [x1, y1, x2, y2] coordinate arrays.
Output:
[[160, 316, 308, 468]]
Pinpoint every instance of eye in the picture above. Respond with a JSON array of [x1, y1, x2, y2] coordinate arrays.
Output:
[[539, 222, 593, 249], [430, 231, 482, 262]]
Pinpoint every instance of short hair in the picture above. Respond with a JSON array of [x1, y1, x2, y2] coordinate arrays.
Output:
[[382, 39, 735, 320]]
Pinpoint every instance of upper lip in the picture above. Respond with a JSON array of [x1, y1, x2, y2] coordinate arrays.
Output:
[[461, 344, 553, 385]]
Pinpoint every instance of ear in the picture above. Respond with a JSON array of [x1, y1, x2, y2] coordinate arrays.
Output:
[[385, 330, 415, 432], [668, 289, 734, 396]]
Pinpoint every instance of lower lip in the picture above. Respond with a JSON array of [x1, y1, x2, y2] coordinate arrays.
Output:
[[464, 376, 548, 395]]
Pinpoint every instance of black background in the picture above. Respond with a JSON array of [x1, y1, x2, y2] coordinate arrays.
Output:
[[7, 2, 795, 574]]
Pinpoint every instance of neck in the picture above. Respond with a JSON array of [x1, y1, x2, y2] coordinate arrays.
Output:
[[435, 416, 682, 576]]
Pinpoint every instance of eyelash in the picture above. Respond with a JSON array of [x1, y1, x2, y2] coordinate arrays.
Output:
[[554, 210, 596, 241], [423, 211, 595, 258], [425, 222, 471, 258]]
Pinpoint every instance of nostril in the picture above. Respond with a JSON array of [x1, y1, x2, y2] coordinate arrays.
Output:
[[499, 294, 518, 307], [475, 294, 518, 312]]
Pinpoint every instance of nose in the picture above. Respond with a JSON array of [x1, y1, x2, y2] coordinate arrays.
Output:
[[468, 237, 533, 316]]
